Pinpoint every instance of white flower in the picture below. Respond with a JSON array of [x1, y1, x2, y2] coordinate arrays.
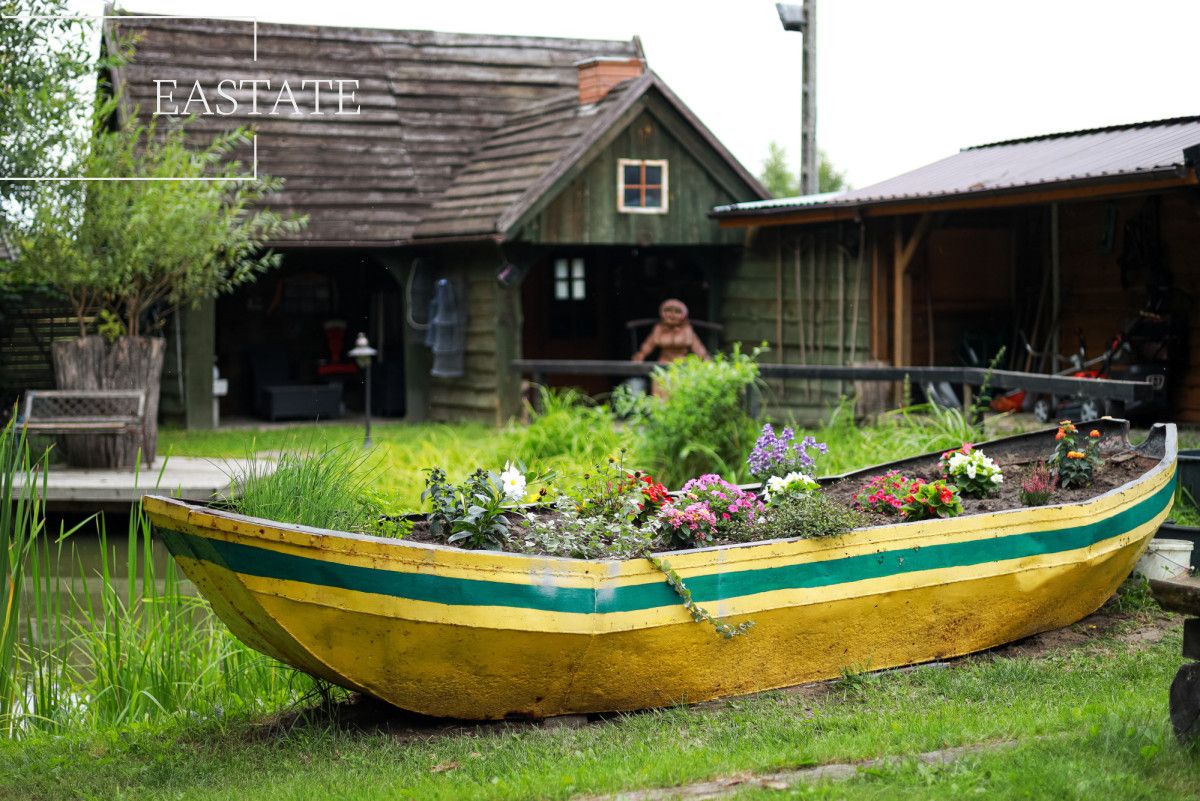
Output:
[[990, 473, 1003, 484], [500, 461, 526, 504], [764, 471, 818, 502]]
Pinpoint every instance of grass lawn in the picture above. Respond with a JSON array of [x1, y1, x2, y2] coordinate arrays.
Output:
[[2, 601, 1195, 801]]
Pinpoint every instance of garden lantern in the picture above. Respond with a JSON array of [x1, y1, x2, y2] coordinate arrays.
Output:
[[348, 332, 377, 448]]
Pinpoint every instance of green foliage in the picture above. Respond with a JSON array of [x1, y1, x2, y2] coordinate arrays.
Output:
[[515, 494, 658, 560], [646, 555, 754, 639], [0, 0, 106, 208], [1173, 486, 1200, 527], [0, 417, 48, 734], [1111, 573, 1159, 614], [224, 445, 385, 535], [757, 141, 849, 196], [1051, 420, 1103, 489], [747, 492, 863, 542], [630, 345, 761, 488], [508, 386, 626, 464], [900, 479, 964, 521], [424, 468, 510, 550], [13, 111, 305, 337]]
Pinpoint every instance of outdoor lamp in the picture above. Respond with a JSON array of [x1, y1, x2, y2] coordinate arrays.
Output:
[[775, 3, 806, 31], [348, 332, 377, 448], [777, 1, 817, 195]]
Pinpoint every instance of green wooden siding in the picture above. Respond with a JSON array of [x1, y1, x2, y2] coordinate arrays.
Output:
[[425, 245, 520, 425], [722, 226, 872, 424], [524, 104, 747, 247]]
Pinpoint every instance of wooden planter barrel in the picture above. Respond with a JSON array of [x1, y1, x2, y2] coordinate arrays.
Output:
[[51, 335, 164, 468]]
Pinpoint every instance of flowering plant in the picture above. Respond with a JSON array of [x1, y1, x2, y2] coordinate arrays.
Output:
[[899, 479, 963, 521], [747, 424, 828, 480], [1050, 420, 1102, 488], [851, 471, 917, 515], [1019, 461, 1057, 507], [763, 471, 820, 504], [423, 461, 551, 550], [660, 474, 763, 547], [938, 443, 1003, 497]]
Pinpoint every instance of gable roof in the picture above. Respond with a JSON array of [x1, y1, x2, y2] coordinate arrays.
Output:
[[107, 14, 764, 247], [714, 115, 1200, 225]]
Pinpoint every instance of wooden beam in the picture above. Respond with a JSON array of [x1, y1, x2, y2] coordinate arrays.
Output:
[[869, 228, 888, 360]]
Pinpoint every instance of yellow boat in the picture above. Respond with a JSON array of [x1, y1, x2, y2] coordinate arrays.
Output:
[[144, 420, 1177, 720]]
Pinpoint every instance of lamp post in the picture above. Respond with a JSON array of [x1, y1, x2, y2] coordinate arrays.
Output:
[[777, 1, 817, 195], [348, 332, 377, 448]]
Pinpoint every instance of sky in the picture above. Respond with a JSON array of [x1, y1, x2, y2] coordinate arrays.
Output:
[[69, 0, 1200, 190]]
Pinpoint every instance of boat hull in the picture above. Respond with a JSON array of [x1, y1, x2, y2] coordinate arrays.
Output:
[[145, 422, 1177, 719]]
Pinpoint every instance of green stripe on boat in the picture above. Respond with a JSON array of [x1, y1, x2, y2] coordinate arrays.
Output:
[[158, 475, 1175, 615]]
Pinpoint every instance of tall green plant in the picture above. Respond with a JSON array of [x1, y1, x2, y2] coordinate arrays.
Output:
[[510, 386, 626, 464], [0, 419, 46, 735], [630, 345, 761, 488]]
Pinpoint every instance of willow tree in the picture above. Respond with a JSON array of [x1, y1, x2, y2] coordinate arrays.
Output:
[[13, 114, 305, 465]]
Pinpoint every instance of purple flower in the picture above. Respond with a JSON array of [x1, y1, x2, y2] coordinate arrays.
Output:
[[747, 424, 827, 480]]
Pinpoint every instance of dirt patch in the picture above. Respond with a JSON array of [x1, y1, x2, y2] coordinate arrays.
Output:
[[821, 454, 1159, 523]]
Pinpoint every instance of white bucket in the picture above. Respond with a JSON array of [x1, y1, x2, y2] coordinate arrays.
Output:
[[1134, 538, 1195, 581]]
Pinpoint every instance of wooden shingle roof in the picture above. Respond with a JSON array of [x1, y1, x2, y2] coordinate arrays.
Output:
[[107, 16, 640, 246]]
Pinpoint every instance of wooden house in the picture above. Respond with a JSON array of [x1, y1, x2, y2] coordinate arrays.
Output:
[[712, 117, 1200, 422], [81, 16, 767, 426]]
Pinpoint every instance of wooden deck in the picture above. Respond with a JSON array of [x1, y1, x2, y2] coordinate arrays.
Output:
[[15, 456, 273, 513]]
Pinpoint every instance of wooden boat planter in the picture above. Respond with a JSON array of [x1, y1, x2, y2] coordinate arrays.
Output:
[[144, 420, 1177, 720]]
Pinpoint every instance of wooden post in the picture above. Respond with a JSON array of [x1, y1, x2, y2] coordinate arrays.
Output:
[[182, 300, 215, 430], [891, 213, 932, 369], [1050, 202, 1061, 410]]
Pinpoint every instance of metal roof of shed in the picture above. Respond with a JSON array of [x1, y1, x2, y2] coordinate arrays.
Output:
[[714, 116, 1200, 223]]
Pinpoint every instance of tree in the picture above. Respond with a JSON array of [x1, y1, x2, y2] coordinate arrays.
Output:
[[758, 141, 850, 197], [0, 0, 105, 208], [16, 115, 306, 337]]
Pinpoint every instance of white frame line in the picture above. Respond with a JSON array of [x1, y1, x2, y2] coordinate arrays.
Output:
[[0, 13, 260, 182]]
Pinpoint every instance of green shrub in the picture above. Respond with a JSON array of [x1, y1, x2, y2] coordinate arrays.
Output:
[[729, 492, 863, 542], [509, 386, 626, 464], [629, 345, 761, 488], [900, 479, 964, 520]]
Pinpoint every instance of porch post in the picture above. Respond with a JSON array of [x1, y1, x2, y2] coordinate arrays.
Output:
[[181, 300, 215, 430]]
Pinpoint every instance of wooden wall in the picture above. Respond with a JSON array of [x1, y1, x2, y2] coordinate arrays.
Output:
[[1057, 190, 1200, 421], [524, 105, 747, 247], [722, 225, 872, 424], [424, 244, 522, 425]]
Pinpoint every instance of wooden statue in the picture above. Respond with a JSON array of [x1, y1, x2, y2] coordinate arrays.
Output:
[[631, 298, 709, 364]]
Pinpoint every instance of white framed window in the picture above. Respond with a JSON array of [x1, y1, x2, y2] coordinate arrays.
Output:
[[553, 257, 586, 301], [617, 158, 668, 214]]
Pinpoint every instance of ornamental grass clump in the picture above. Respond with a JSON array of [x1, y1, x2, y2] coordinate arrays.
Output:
[[1050, 420, 1103, 489], [748, 424, 827, 481], [939, 443, 1004, 497], [1020, 461, 1058, 507], [899, 479, 964, 521]]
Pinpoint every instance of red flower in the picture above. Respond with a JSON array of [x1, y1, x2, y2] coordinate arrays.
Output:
[[939, 488, 953, 504]]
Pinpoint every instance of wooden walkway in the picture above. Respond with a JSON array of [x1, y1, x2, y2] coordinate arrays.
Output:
[[14, 456, 273, 513]]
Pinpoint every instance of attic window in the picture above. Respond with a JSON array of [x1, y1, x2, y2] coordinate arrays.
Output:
[[618, 159, 668, 214]]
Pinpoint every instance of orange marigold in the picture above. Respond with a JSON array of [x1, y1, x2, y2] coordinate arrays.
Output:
[[1055, 430, 1065, 441], [1066, 451, 1086, 460], [1089, 430, 1101, 438]]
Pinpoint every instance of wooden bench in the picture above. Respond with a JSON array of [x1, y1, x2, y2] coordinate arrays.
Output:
[[21, 390, 148, 455]]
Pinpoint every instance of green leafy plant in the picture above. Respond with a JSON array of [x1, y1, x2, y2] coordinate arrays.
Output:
[[1019, 462, 1057, 507], [1051, 420, 1103, 489], [938, 443, 1004, 497], [899, 479, 963, 521], [737, 492, 863, 542], [630, 345, 761, 488], [510, 386, 627, 464], [423, 462, 548, 550]]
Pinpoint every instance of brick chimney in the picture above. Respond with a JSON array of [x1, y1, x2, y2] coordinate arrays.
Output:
[[576, 57, 644, 106]]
